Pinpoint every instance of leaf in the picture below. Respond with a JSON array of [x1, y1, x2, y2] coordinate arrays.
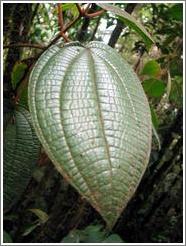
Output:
[[62, 3, 79, 17], [166, 70, 171, 99], [169, 75, 182, 106], [3, 231, 13, 243], [19, 86, 28, 108], [141, 60, 161, 77], [62, 230, 80, 243], [167, 4, 183, 21], [97, 3, 155, 49], [142, 78, 166, 98], [3, 107, 40, 210], [103, 234, 124, 243], [28, 41, 152, 229], [80, 225, 105, 243], [150, 107, 159, 129], [62, 224, 124, 243], [152, 124, 161, 150], [11, 62, 27, 90], [28, 208, 49, 223], [22, 222, 40, 236]]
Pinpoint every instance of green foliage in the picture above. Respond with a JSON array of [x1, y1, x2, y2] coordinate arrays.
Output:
[[62, 3, 79, 18], [19, 87, 29, 109], [97, 3, 155, 49], [22, 222, 40, 237], [11, 62, 27, 90], [22, 209, 49, 236], [143, 79, 166, 98], [62, 224, 124, 243], [3, 231, 13, 243], [150, 107, 159, 129], [166, 4, 183, 21], [3, 107, 40, 210], [28, 208, 49, 223], [169, 75, 182, 107], [141, 60, 161, 77]]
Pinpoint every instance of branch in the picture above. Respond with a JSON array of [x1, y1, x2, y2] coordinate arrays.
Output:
[[57, 3, 70, 43], [57, 3, 63, 33], [85, 10, 105, 18], [3, 43, 45, 50], [76, 3, 84, 16]]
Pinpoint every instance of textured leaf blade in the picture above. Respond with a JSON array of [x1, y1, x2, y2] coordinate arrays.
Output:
[[97, 3, 155, 49], [28, 41, 152, 228], [3, 107, 40, 210]]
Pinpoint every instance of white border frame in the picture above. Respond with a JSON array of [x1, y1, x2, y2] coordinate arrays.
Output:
[[1, 1, 185, 245]]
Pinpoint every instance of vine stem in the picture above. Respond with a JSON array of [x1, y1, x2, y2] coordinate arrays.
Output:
[[57, 3, 70, 42]]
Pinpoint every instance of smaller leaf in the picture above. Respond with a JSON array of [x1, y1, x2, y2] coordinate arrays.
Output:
[[3, 231, 13, 243], [152, 124, 161, 150], [81, 225, 105, 243], [62, 230, 80, 243], [19, 87, 28, 108], [29, 208, 49, 224], [11, 62, 27, 90], [167, 4, 183, 21], [103, 234, 124, 243], [62, 3, 79, 17], [150, 107, 159, 129], [169, 76, 182, 106], [143, 78, 166, 98], [166, 70, 172, 99], [97, 3, 155, 49], [141, 60, 161, 77], [22, 222, 40, 236]]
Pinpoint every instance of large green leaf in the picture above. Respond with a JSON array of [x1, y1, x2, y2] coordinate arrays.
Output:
[[3, 107, 40, 210], [28, 41, 152, 229], [97, 3, 155, 49]]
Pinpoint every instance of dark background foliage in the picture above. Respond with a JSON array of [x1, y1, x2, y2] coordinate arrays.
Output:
[[3, 2, 183, 243]]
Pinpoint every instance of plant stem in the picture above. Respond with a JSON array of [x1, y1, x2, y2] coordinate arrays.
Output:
[[57, 3, 70, 42], [85, 10, 105, 18], [57, 3, 64, 33], [76, 3, 84, 16]]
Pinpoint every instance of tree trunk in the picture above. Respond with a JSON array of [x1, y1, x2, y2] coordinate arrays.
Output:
[[3, 3, 37, 99], [108, 3, 137, 48]]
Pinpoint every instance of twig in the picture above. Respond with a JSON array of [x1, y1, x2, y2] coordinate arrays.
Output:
[[3, 43, 45, 50], [85, 10, 105, 18], [84, 3, 91, 14], [76, 3, 84, 16], [57, 3, 63, 33], [57, 3, 70, 42], [47, 33, 61, 48]]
